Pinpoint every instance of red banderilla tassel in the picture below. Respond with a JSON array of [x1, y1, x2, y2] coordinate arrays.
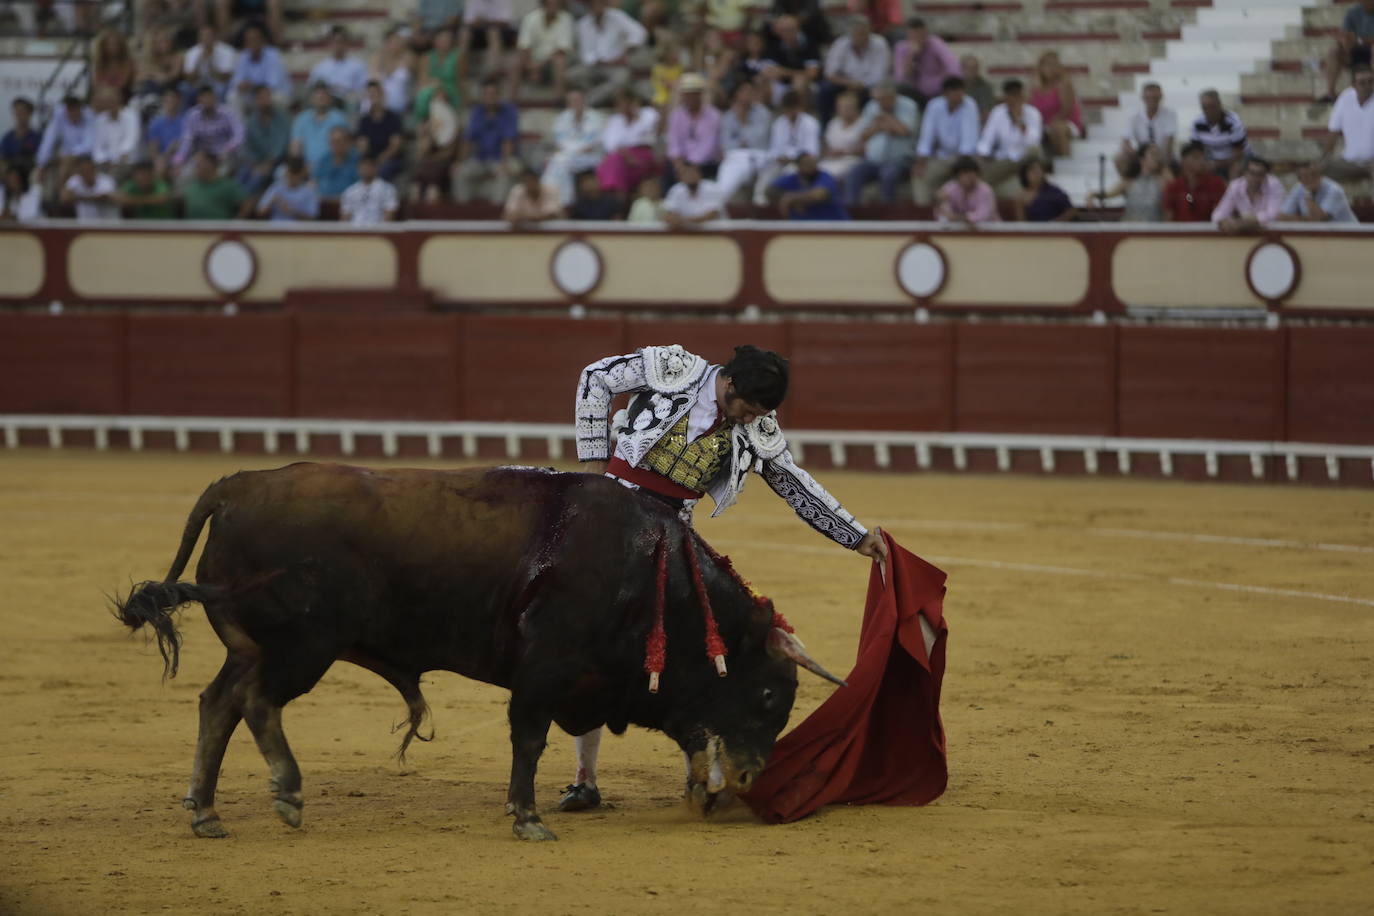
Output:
[[771, 610, 795, 634], [645, 533, 668, 693], [683, 533, 728, 676]]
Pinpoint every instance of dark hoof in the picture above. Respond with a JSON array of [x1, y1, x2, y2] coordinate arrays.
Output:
[[192, 816, 230, 838], [273, 797, 303, 829], [512, 818, 558, 841], [557, 783, 601, 812]]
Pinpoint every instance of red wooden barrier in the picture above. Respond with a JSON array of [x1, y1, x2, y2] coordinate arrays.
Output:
[[1286, 327, 1374, 445], [0, 314, 127, 415], [127, 315, 293, 417]]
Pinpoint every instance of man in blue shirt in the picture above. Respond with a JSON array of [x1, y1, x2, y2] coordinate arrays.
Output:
[[36, 95, 96, 179], [290, 84, 351, 167], [257, 156, 320, 221], [2, 97, 42, 168], [912, 75, 980, 204], [145, 88, 187, 171], [773, 153, 849, 220], [846, 81, 920, 204], [239, 84, 291, 193], [229, 23, 290, 110], [1279, 160, 1357, 222], [313, 126, 360, 199], [454, 79, 520, 203]]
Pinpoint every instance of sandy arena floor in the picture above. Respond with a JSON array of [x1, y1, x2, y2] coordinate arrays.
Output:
[[1, 449, 1372, 915]]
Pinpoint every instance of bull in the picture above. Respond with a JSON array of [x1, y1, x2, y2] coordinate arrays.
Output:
[[114, 463, 844, 840]]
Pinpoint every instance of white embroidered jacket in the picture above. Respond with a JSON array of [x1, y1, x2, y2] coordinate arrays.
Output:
[[575, 344, 869, 549]]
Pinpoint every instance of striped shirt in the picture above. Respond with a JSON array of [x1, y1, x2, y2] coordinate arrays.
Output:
[[173, 105, 245, 166], [1190, 110, 1250, 162]]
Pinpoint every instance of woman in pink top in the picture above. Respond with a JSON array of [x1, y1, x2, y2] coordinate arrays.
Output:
[[596, 89, 661, 196], [1031, 51, 1084, 157]]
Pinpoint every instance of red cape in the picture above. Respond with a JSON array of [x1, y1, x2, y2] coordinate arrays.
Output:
[[742, 533, 949, 823]]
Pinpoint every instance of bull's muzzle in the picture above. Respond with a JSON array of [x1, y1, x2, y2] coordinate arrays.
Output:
[[685, 734, 762, 816]]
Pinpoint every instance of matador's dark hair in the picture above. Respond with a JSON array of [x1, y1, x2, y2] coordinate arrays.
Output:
[[723, 345, 789, 410]]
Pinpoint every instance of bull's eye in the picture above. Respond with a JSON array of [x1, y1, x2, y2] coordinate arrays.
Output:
[[761, 687, 775, 708]]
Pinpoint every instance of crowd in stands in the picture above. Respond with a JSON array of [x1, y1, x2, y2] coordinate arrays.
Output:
[[2, 0, 1372, 227]]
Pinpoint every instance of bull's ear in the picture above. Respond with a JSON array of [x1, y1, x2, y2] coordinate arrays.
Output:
[[767, 628, 848, 688]]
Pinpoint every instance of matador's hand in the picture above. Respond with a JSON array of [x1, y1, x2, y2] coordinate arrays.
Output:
[[856, 527, 889, 584], [582, 460, 608, 475]]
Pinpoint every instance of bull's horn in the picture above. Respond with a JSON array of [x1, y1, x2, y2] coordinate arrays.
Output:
[[767, 628, 848, 688]]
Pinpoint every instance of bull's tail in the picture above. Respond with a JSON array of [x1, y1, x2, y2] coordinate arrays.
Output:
[[112, 476, 232, 679]]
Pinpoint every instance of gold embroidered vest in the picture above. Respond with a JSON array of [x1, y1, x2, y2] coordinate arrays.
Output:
[[642, 414, 733, 492]]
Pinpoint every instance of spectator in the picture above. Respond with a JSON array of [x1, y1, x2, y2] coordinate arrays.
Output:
[[460, 0, 517, 79], [569, 170, 622, 220], [308, 26, 370, 107], [1091, 142, 1168, 222], [173, 84, 244, 178], [212, 0, 283, 45], [502, 166, 565, 225], [146, 87, 187, 169], [228, 22, 289, 110], [0, 165, 43, 221], [961, 55, 994, 121], [1280, 160, 1358, 223], [761, 15, 821, 106], [650, 37, 685, 109], [290, 84, 350, 166], [513, 0, 574, 99], [92, 87, 142, 176], [913, 75, 980, 203], [371, 28, 416, 116], [314, 126, 360, 200], [935, 156, 997, 225], [892, 17, 959, 107], [1322, 64, 1374, 183], [134, 27, 184, 99], [239, 83, 289, 192], [819, 90, 866, 183], [715, 81, 774, 205], [2, 98, 42, 169], [411, 0, 464, 45], [762, 88, 822, 198], [410, 116, 461, 203], [36, 96, 97, 180], [1162, 141, 1227, 222], [1212, 156, 1283, 233], [976, 79, 1043, 188], [732, 30, 773, 100], [357, 81, 405, 182], [117, 160, 177, 218], [454, 80, 520, 203], [627, 174, 664, 223], [1321, 0, 1374, 103], [693, 27, 737, 100], [848, 82, 918, 204], [1031, 51, 1083, 158], [665, 72, 722, 184], [183, 151, 246, 218], [705, 0, 753, 48], [597, 89, 659, 196], [773, 152, 848, 220], [771, 0, 832, 49], [850, 0, 902, 35], [1118, 82, 1177, 175], [818, 17, 891, 124], [340, 155, 400, 224], [1191, 90, 1249, 179], [663, 160, 726, 228], [543, 89, 606, 205], [91, 27, 136, 101], [257, 156, 320, 221], [414, 26, 464, 121], [60, 155, 120, 221], [183, 25, 237, 100], [571, 0, 648, 108], [1014, 158, 1075, 222]]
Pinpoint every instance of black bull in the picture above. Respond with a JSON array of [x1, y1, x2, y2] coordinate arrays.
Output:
[[115, 463, 843, 840]]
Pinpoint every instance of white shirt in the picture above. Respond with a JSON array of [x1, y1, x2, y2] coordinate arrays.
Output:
[[823, 35, 891, 88], [552, 107, 606, 156], [1123, 105, 1178, 148], [976, 102, 1043, 160], [92, 105, 141, 165], [767, 112, 821, 160], [603, 106, 659, 151], [1328, 87, 1374, 161], [576, 9, 647, 66], [687, 367, 722, 441], [517, 8, 573, 60], [308, 55, 370, 97], [0, 185, 43, 221], [183, 41, 237, 81], [64, 172, 120, 221], [464, 0, 513, 24], [340, 178, 399, 224], [663, 179, 726, 221]]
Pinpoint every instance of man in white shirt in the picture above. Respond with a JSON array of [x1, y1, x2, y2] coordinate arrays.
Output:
[[462, 0, 517, 79], [60, 155, 120, 221], [1322, 63, 1374, 182], [542, 89, 606, 204], [662, 161, 725, 228], [1118, 82, 1177, 174], [339, 155, 399, 224], [976, 78, 1044, 188], [512, 0, 574, 97], [183, 25, 237, 100], [569, 0, 648, 107], [758, 90, 820, 205], [818, 17, 891, 124], [91, 87, 141, 177], [307, 26, 370, 107]]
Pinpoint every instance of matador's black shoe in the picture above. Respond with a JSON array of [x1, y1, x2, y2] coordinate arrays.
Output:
[[557, 783, 602, 812]]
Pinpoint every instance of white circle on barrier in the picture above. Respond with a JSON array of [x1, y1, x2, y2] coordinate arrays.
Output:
[[551, 240, 602, 297], [1247, 242, 1297, 301], [205, 239, 256, 295], [896, 242, 946, 299]]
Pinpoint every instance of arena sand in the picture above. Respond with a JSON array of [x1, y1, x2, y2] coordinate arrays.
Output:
[[1, 450, 1372, 916]]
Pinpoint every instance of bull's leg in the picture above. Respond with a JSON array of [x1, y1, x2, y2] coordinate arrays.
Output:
[[506, 691, 556, 841], [237, 675, 305, 829], [185, 656, 248, 839]]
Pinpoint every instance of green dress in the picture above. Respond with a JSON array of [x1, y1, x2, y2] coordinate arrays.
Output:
[[413, 47, 462, 121]]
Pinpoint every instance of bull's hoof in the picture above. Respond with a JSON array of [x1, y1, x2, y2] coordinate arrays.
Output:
[[557, 783, 601, 812], [192, 816, 230, 839], [512, 819, 558, 841], [273, 797, 303, 829]]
